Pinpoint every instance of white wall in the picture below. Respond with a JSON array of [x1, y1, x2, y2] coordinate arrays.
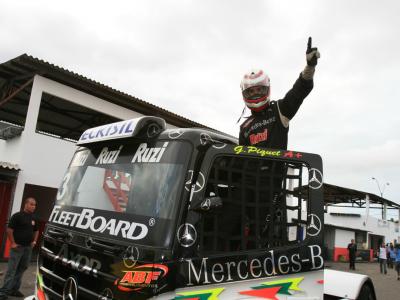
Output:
[[1, 75, 177, 214], [325, 213, 400, 246], [0, 134, 23, 165], [335, 229, 355, 248]]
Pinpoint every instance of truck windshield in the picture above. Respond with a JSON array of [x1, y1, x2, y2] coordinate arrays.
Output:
[[51, 140, 191, 248]]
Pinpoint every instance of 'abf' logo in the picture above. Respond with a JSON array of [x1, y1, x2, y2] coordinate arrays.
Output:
[[115, 264, 168, 292]]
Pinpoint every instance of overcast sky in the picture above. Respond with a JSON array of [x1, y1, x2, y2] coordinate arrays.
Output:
[[1, 0, 399, 212]]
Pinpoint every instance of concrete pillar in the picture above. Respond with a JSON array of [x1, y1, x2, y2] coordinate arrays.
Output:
[[398, 208, 400, 231], [11, 75, 43, 214], [365, 194, 370, 226], [383, 202, 387, 220]]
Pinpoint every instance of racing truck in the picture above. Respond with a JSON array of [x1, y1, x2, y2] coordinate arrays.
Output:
[[32, 116, 376, 300]]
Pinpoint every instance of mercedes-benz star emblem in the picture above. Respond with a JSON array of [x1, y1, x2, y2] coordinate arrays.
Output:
[[309, 168, 323, 189], [122, 246, 139, 268], [98, 288, 113, 300], [201, 198, 211, 210], [185, 170, 205, 193], [307, 214, 322, 236], [177, 223, 197, 247], [62, 277, 77, 300]]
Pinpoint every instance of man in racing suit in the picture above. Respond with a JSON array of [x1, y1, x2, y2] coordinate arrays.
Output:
[[238, 37, 320, 247], [239, 37, 320, 148]]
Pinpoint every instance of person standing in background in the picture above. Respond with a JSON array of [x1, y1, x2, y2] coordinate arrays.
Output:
[[347, 239, 357, 270], [395, 244, 400, 280], [379, 242, 388, 275], [389, 243, 395, 269], [0, 197, 38, 300]]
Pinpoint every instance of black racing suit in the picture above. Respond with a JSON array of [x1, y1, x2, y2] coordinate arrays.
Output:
[[239, 74, 313, 247], [239, 74, 313, 148]]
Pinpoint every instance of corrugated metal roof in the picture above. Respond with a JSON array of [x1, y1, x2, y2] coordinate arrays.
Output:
[[297, 183, 400, 209], [0, 161, 20, 170], [0, 54, 212, 130]]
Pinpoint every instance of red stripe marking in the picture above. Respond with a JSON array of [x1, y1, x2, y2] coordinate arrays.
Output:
[[239, 286, 281, 299]]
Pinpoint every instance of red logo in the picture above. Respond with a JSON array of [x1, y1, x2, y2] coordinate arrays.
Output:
[[249, 129, 268, 145], [115, 264, 168, 292], [283, 151, 302, 159]]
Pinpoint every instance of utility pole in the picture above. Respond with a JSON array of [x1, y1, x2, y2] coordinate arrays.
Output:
[[371, 177, 390, 220]]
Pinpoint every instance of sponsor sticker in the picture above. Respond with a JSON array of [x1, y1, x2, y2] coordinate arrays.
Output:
[[115, 264, 168, 291], [234, 145, 304, 160], [49, 206, 148, 241], [234, 145, 282, 157], [78, 119, 136, 144], [185, 246, 323, 286], [249, 129, 268, 145], [95, 146, 123, 165], [132, 142, 168, 163]]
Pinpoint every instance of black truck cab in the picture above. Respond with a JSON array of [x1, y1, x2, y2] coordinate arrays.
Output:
[[36, 116, 324, 300]]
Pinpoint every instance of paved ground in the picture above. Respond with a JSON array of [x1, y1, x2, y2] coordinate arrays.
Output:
[[326, 261, 400, 299], [1, 261, 400, 299], [0, 262, 36, 299]]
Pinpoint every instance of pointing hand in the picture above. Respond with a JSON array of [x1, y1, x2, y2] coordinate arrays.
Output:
[[306, 37, 320, 66]]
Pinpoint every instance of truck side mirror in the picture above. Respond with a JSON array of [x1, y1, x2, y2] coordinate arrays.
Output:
[[191, 196, 223, 212]]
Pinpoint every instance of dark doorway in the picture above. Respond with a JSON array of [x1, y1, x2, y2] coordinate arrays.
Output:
[[20, 183, 58, 260], [0, 180, 14, 259], [369, 234, 384, 257]]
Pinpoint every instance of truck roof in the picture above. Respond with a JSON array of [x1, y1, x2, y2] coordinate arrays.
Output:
[[77, 116, 238, 147]]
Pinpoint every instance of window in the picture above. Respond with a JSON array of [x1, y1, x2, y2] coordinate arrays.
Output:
[[198, 156, 310, 254], [57, 141, 190, 220], [36, 93, 120, 141], [54, 141, 191, 248]]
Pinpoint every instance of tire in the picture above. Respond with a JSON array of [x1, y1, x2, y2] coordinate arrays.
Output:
[[357, 283, 375, 300]]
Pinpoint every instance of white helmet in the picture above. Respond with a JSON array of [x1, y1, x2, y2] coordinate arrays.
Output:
[[240, 69, 271, 111]]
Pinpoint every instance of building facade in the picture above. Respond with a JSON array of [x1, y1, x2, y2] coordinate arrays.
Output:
[[0, 54, 208, 259], [324, 212, 400, 262]]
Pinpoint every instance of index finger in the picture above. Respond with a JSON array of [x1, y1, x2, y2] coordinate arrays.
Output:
[[307, 37, 312, 51]]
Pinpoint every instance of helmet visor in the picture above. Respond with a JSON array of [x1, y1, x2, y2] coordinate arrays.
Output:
[[242, 85, 269, 100]]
